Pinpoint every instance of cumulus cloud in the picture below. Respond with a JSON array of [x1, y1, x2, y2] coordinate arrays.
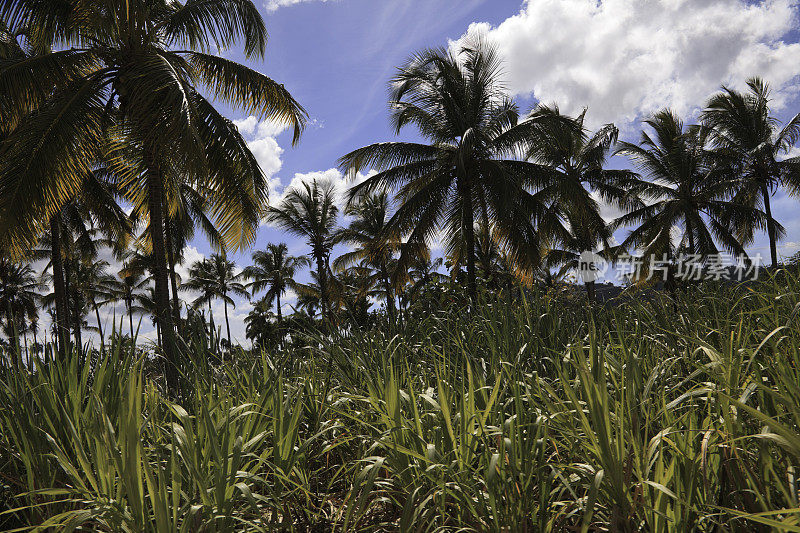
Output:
[[266, 167, 375, 217], [233, 116, 296, 198], [456, 0, 800, 131]]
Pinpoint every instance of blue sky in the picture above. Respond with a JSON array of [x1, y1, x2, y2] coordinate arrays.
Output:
[[60, 0, 800, 345]]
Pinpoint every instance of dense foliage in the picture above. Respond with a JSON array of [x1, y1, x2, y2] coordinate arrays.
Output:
[[2, 273, 800, 531]]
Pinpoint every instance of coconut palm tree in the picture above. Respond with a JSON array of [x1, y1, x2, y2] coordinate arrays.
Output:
[[111, 266, 149, 341], [526, 107, 641, 299], [612, 110, 767, 282], [0, 259, 41, 367], [335, 190, 402, 322], [244, 298, 278, 350], [267, 180, 341, 321], [0, 0, 306, 386], [182, 254, 248, 347], [241, 243, 308, 333], [72, 259, 117, 350], [701, 77, 800, 267], [339, 38, 568, 299]]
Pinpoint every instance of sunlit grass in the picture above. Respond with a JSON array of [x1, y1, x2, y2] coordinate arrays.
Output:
[[2, 273, 800, 531]]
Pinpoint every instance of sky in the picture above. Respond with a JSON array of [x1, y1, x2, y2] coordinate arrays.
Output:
[[37, 0, 800, 347]]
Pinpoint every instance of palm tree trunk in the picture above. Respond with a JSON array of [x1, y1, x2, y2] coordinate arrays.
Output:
[[164, 217, 182, 330], [208, 301, 215, 339], [761, 182, 778, 267], [93, 299, 104, 351], [146, 163, 179, 391], [224, 297, 231, 348], [586, 280, 596, 302], [276, 292, 283, 348], [381, 263, 396, 323], [72, 292, 82, 352], [128, 300, 135, 340], [64, 260, 81, 351], [464, 198, 477, 301], [50, 216, 69, 357], [5, 303, 21, 370], [316, 255, 329, 322]]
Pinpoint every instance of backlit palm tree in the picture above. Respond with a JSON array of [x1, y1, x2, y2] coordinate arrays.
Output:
[[701, 77, 800, 266], [339, 39, 568, 298], [335, 191, 402, 321], [241, 243, 308, 332], [111, 266, 148, 340], [613, 110, 767, 281], [528, 107, 640, 299], [0, 259, 41, 367], [0, 0, 306, 385], [182, 255, 249, 346], [267, 180, 341, 321]]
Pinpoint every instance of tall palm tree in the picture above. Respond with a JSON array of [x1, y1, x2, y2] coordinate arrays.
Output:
[[111, 266, 148, 340], [72, 259, 117, 350], [182, 254, 249, 347], [241, 243, 308, 329], [0, 0, 306, 385], [0, 259, 41, 367], [701, 78, 800, 267], [267, 179, 341, 321], [339, 39, 568, 299], [612, 110, 766, 282], [526, 107, 640, 299], [244, 298, 277, 350], [335, 191, 402, 322]]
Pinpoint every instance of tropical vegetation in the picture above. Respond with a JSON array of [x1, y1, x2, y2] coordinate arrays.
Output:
[[2, 1, 800, 529]]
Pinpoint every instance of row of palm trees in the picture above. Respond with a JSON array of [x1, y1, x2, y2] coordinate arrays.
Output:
[[1, 0, 307, 384], [2, 2, 799, 369]]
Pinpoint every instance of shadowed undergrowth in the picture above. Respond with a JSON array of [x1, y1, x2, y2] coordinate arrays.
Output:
[[2, 274, 800, 531]]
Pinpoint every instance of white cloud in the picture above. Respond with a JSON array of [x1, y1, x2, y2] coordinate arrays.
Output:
[[264, 0, 332, 12], [267, 167, 375, 217], [456, 0, 800, 131], [175, 245, 206, 284], [234, 116, 296, 198]]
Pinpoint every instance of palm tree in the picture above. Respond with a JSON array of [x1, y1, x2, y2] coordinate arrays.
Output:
[[72, 259, 117, 350], [612, 110, 766, 283], [0, 0, 307, 386], [526, 107, 640, 299], [182, 254, 249, 347], [244, 298, 278, 350], [335, 191, 402, 322], [132, 181, 225, 327], [111, 266, 148, 341], [0, 259, 41, 367], [241, 243, 308, 335], [701, 77, 800, 267], [339, 38, 569, 299], [267, 180, 341, 321]]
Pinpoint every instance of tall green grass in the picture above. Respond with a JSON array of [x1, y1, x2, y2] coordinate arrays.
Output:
[[2, 273, 800, 531]]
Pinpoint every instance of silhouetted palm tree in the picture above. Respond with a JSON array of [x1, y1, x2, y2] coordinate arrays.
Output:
[[526, 107, 640, 299], [613, 110, 766, 282], [242, 243, 308, 337], [335, 191, 403, 321], [0, 259, 41, 366], [267, 180, 341, 321], [1, 0, 306, 386], [182, 255, 248, 346], [244, 298, 278, 350], [701, 77, 800, 266], [339, 38, 569, 299], [111, 266, 148, 340]]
